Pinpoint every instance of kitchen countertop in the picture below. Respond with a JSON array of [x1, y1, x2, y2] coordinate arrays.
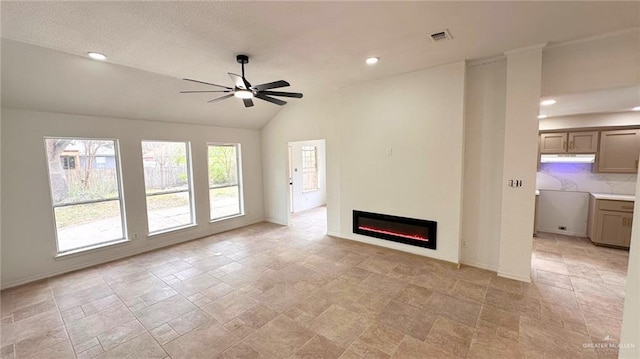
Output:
[[590, 193, 635, 201]]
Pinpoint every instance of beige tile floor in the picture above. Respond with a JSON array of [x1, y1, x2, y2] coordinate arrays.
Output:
[[0, 207, 629, 358]]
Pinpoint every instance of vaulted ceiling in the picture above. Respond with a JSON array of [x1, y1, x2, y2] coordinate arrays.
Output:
[[2, 1, 639, 129]]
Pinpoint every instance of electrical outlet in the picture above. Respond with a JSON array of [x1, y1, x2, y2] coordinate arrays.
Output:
[[134, 233, 139, 239], [558, 226, 567, 231], [462, 240, 467, 248]]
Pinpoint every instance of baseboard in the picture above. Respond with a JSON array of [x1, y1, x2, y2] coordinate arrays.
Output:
[[265, 217, 287, 226], [460, 260, 498, 272], [536, 228, 586, 237], [497, 270, 532, 283], [1, 216, 264, 290]]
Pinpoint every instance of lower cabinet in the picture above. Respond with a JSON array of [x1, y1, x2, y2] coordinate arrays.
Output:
[[588, 196, 633, 248]]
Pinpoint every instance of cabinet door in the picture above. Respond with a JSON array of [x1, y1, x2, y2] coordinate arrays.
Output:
[[540, 133, 567, 153], [598, 129, 640, 173], [621, 213, 633, 247], [595, 210, 629, 247], [568, 131, 598, 153]]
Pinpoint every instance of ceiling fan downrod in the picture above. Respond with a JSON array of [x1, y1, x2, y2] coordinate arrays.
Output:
[[236, 54, 249, 79]]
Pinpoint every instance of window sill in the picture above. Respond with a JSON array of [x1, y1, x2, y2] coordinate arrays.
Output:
[[210, 213, 245, 223], [55, 239, 130, 259], [148, 223, 198, 238], [302, 189, 320, 193]]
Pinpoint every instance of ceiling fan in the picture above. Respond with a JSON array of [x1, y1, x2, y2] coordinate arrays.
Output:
[[180, 55, 303, 107]]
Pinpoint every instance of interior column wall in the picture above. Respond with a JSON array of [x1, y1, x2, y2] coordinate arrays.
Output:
[[460, 58, 507, 271], [497, 45, 545, 282]]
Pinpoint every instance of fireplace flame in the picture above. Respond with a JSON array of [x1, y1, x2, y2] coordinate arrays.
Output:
[[358, 226, 428, 241]]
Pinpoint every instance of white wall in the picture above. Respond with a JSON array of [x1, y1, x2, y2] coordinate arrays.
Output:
[[497, 45, 544, 282], [620, 158, 640, 358], [1, 109, 264, 288], [460, 58, 507, 271], [289, 139, 326, 213], [539, 111, 640, 131], [542, 29, 640, 96], [536, 190, 589, 236], [336, 61, 466, 264], [261, 91, 339, 229]]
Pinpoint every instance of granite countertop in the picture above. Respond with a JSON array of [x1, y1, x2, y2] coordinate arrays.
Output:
[[590, 193, 635, 201]]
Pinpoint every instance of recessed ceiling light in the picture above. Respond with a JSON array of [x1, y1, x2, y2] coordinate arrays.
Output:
[[540, 99, 557, 106], [366, 57, 379, 65], [87, 52, 107, 61], [538, 114, 548, 119], [632, 106, 640, 111], [234, 89, 254, 99]]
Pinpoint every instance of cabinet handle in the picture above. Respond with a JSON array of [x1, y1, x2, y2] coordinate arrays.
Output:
[[563, 142, 567, 151], [570, 141, 574, 149]]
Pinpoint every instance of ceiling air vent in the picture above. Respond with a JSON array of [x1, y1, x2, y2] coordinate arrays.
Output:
[[429, 29, 453, 43]]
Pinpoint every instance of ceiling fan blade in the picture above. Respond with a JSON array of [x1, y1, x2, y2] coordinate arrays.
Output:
[[243, 98, 254, 108], [256, 93, 287, 106], [183, 78, 232, 90], [207, 94, 234, 103], [253, 80, 290, 91], [260, 90, 303, 99], [228, 73, 252, 90], [180, 90, 231, 93]]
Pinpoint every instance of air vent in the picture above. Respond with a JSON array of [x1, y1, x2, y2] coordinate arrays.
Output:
[[429, 29, 453, 43]]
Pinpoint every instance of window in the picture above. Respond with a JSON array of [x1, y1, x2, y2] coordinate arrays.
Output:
[[60, 155, 76, 169], [142, 141, 195, 233], [302, 145, 319, 192], [44, 138, 125, 253], [208, 143, 243, 220]]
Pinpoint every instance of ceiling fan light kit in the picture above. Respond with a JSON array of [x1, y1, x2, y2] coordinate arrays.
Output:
[[181, 54, 303, 108]]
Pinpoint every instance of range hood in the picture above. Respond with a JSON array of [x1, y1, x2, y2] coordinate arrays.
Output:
[[540, 154, 595, 163]]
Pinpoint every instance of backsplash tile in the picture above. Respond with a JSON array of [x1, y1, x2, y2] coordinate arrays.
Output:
[[536, 163, 636, 195]]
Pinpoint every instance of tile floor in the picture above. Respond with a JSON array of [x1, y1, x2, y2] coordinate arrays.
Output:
[[0, 207, 629, 358]]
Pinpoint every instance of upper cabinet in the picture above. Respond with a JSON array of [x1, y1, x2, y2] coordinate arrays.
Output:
[[568, 131, 598, 153], [540, 132, 567, 153], [598, 129, 640, 173], [539, 131, 598, 154]]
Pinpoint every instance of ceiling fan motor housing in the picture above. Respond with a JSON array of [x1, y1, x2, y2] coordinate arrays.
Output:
[[236, 55, 249, 64]]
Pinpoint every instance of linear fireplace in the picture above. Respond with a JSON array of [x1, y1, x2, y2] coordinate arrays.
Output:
[[353, 210, 437, 250]]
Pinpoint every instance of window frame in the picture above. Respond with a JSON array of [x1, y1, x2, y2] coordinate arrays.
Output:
[[44, 136, 128, 255], [301, 145, 319, 192], [207, 142, 244, 221], [141, 140, 196, 235]]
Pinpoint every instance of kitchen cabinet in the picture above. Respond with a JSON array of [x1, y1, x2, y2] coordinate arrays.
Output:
[[568, 131, 598, 153], [598, 129, 640, 173], [588, 195, 634, 248], [539, 131, 598, 154], [540, 132, 567, 153]]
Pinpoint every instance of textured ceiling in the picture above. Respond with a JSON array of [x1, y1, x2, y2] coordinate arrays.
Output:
[[2, 1, 639, 129]]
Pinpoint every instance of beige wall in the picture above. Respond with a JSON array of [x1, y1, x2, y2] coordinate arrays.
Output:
[[1, 109, 264, 288], [539, 111, 640, 131], [542, 29, 640, 96]]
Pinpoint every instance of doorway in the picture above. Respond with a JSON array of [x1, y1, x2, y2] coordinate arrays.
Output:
[[287, 139, 327, 216]]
